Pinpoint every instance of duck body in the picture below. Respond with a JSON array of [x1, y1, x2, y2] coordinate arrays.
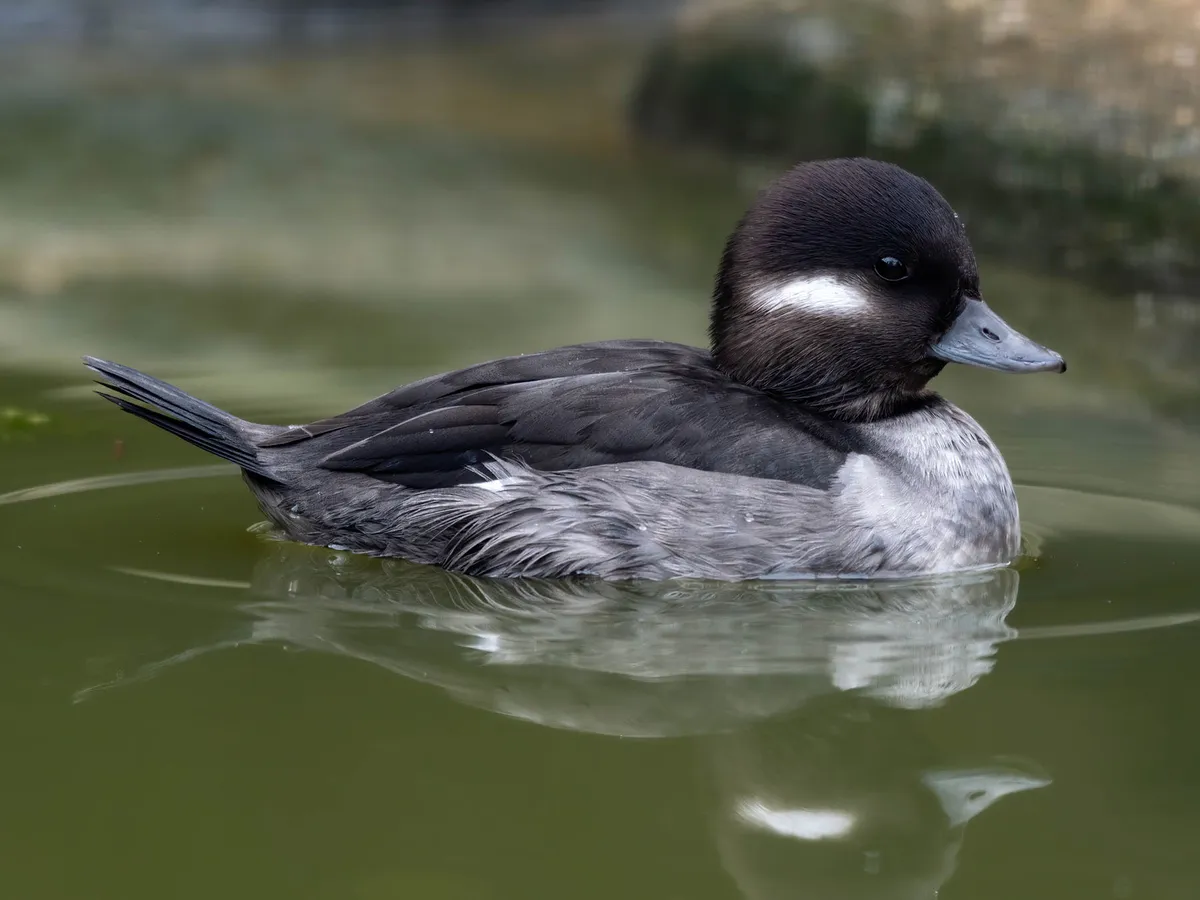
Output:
[[86, 158, 1063, 581], [84, 339, 1017, 580]]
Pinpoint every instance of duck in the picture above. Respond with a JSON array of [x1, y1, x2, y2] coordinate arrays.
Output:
[[85, 157, 1064, 581]]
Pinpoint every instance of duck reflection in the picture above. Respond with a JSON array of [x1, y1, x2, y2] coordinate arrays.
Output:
[[236, 545, 1021, 733], [89, 544, 1049, 899]]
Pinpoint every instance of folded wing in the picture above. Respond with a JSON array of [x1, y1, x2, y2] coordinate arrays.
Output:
[[259, 340, 859, 491]]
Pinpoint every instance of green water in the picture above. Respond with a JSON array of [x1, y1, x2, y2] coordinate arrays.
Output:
[[2, 41, 1200, 900]]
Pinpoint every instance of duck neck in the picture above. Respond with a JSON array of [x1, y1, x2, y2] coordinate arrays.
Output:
[[710, 341, 942, 423]]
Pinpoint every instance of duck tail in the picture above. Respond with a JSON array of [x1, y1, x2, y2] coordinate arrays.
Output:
[[84, 356, 280, 483]]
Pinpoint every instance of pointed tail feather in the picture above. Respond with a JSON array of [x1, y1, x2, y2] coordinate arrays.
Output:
[[84, 356, 280, 482]]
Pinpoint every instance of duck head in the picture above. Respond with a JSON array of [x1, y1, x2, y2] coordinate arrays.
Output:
[[710, 158, 1065, 421]]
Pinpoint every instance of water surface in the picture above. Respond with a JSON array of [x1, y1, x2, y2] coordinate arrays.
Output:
[[2, 37, 1200, 900]]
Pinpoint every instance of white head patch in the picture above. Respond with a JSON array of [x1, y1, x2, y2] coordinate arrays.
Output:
[[734, 798, 856, 840], [748, 274, 870, 316]]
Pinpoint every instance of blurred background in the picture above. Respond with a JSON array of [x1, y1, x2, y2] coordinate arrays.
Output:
[[2, 0, 1200, 432], [3, 3, 1200, 900]]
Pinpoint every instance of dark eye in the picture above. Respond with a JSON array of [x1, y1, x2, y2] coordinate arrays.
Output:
[[874, 256, 910, 283]]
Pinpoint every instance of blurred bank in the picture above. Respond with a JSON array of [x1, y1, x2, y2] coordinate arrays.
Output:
[[1, 0, 1199, 435]]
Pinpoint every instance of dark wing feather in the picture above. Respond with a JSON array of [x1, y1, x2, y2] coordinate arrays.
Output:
[[259, 340, 676, 450], [260, 340, 863, 490]]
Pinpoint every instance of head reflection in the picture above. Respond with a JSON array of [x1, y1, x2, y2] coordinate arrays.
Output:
[[708, 693, 1048, 900]]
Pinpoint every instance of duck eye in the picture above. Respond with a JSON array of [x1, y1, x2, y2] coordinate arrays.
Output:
[[874, 256, 910, 283]]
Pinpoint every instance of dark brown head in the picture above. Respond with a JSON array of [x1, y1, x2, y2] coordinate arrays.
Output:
[[709, 158, 1064, 421]]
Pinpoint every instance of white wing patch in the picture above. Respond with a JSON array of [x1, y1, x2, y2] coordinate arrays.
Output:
[[474, 478, 515, 493], [749, 274, 870, 315]]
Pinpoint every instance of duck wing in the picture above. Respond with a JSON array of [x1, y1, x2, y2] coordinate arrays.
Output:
[[259, 340, 860, 490]]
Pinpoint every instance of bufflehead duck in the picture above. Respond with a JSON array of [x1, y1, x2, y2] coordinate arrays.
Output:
[[85, 158, 1064, 581]]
